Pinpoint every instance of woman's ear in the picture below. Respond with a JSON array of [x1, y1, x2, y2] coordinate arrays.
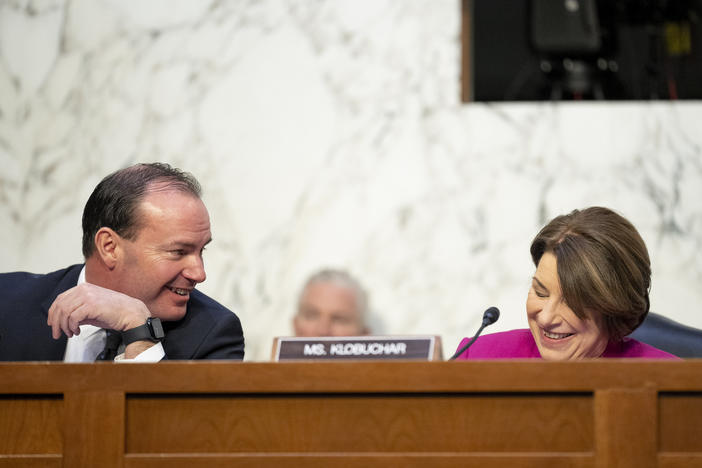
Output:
[[93, 227, 120, 269]]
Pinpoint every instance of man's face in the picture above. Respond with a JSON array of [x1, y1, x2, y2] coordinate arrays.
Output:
[[111, 189, 211, 321], [293, 281, 366, 337]]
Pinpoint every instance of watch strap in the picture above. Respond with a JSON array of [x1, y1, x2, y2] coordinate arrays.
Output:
[[121, 317, 165, 345]]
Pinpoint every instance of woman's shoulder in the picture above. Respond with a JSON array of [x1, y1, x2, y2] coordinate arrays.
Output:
[[454, 329, 540, 359]]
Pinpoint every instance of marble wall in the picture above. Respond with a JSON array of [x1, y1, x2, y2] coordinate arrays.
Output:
[[1, 0, 701, 361]]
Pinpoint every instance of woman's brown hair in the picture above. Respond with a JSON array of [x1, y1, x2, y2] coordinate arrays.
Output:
[[530, 207, 651, 340]]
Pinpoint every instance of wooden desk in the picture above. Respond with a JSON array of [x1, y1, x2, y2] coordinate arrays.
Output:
[[1, 360, 701, 468]]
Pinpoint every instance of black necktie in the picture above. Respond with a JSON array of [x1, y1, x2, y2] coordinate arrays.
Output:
[[95, 329, 121, 361]]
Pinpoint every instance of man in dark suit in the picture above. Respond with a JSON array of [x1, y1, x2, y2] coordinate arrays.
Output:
[[0, 163, 244, 361]]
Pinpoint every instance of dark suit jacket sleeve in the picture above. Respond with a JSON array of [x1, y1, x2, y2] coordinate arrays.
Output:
[[0, 266, 79, 361]]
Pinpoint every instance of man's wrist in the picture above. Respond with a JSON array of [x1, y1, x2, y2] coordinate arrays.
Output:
[[121, 300, 153, 331]]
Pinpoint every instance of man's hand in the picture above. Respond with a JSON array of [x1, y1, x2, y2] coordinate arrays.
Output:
[[47, 283, 151, 339]]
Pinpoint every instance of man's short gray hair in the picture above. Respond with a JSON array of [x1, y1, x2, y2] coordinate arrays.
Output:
[[299, 268, 369, 322]]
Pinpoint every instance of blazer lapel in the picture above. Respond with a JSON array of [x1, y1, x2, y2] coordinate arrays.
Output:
[[39, 265, 83, 357], [40, 264, 83, 316]]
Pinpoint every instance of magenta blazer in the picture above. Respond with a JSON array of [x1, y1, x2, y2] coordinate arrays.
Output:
[[454, 329, 679, 360]]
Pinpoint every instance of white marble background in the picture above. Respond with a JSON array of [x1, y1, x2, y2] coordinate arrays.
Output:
[[1, 0, 701, 361]]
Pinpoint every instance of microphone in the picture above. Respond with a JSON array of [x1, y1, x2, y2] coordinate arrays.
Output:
[[449, 306, 500, 360]]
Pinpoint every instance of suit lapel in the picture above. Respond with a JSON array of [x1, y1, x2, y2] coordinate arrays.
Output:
[[40, 265, 83, 315], [39, 265, 83, 357]]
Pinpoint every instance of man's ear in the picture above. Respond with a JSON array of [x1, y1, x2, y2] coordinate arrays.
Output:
[[94, 227, 120, 269]]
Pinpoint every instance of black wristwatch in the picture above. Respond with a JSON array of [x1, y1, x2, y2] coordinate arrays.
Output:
[[121, 317, 165, 345]]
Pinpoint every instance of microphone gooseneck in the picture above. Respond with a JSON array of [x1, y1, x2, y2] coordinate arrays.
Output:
[[449, 306, 500, 360]]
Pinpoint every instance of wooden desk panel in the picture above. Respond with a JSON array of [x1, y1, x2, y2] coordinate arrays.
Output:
[[126, 393, 592, 453], [123, 454, 594, 468], [1, 360, 701, 468], [0, 396, 62, 454], [659, 393, 702, 452]]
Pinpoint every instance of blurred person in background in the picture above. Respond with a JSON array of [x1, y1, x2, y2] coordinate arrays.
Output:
[[293, 268, 370, 337]]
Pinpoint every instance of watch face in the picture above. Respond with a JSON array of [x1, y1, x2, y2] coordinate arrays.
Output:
[[149, 318, 165, 340]]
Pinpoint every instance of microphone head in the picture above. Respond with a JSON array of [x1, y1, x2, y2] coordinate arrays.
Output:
[[482, 306, 500, 326]]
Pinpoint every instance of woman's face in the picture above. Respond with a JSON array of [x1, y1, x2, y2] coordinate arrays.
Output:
[[527, 252, 609, 360]]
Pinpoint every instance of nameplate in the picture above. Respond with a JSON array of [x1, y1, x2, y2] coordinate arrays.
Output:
[[272, 336, 442, 361]]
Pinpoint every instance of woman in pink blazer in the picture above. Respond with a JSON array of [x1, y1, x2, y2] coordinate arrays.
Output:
[[454, 207, 677, 360]]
